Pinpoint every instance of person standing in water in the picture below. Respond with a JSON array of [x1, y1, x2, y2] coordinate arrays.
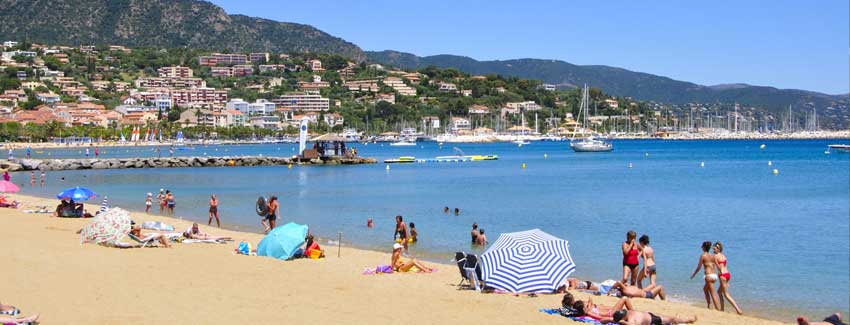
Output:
[[622, 230, 641, 286], [637, 234, 656, 289], [713, 241, 743, 315], [408, 222, 418, 243], [157, 189, 166, 214], [29, 171, 35, 187], [690, 241, 721, 310], [40, 171, 45, 187], [3, 170, 10, 181], [94, 146, 99, 158], [471, 223, 480, 244], [85, 148, 90, 157], [165, 190, 175, 216], [145, 193, 153, 213], [208, 194, 220, 227], [393, 215, 409, 252], [262, 196, 279, 232], [476, 229, 488, 246]]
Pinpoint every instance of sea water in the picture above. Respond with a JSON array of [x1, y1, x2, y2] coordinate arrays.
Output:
[[12, 139, 849, 320]]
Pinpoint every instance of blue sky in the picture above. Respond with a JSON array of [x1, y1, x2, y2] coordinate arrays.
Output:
[[210, 0, 848, 94]]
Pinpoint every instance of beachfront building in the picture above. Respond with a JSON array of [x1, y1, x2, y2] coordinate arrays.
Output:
[[421, 116, 441, 130], [198, 53, 248, 66], [382, 77, 416, 96], [135, 77, 206, 89], [226, 98, 276, 116], [506, 101, 542, 112], [249, 116, 281, 130], [90, 81, 130, 92], [324, 113, 344, 127], [154, 95, 173, 111], [158, 66, 193, 78], [273, 92, 330, 112], [178, 108, 215, 127], [451, 117, 471, 131], [114, 104, 158, 115]]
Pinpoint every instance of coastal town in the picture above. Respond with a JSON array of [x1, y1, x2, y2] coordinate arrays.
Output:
[[1, 40, 846, 145]]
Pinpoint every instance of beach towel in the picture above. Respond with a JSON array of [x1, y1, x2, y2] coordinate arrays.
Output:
[[362, 265, 394, 275], [539, 309, 602, 324], [182, 239, 225, 244], [142, 221, 174, 231]]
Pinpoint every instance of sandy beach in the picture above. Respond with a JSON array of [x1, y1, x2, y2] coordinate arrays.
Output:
[[0, 194, 788, 324]]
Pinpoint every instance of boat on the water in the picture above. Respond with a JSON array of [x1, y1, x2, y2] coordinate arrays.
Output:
[[570, 84, 613, 152], [389, 140, 416, 146], [384, 156, 416, 163], [827, 144, 850, 153]]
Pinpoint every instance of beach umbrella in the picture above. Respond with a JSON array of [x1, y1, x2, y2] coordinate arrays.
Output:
[[56, 186, 98, 201], [257, 222, 308, 260], [0, 180, 20, 193], [79, 207, 132, 246], [480, 229, 576, 293]]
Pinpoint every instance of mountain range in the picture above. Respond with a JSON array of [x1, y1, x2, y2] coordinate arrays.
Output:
[[365, 50, 846, 109], [1, 0, 846, 114], [0, 0, 365, 61]]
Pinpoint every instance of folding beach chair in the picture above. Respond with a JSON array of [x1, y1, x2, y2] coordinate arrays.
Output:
[[463, 253, 484, 291], [455, 252, 470, 287], [127, 233, 159, 248]]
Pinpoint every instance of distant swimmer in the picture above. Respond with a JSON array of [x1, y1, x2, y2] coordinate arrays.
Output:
[[454, 208, 460, 216], [367, 218, 373, 228], [443, 206, 449, 214], [409, 222, 417, 242]]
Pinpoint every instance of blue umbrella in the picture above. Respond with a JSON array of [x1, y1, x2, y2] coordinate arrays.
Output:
[[480, 229, 576, 293], [56, 186, 98, 201], [257, 222, 308, 260]]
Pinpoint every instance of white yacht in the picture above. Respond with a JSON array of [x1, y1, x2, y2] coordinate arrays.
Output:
[[341, 128, 361, 142], [570, 84, 612, 152]]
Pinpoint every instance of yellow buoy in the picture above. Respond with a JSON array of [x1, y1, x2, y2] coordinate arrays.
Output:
[[521, 163, 526, 169], [288, 164, 292, 169], [228, 160, 235, 166], [772, 169, 779, 175]]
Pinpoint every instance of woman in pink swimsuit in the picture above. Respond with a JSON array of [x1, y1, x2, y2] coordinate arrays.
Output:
[[713, 241, 743, 314]]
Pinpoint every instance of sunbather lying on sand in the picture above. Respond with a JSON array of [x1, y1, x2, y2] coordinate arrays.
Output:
[[0, 301, 39, 324], [130, 226, 170, 248], [611, 309, 696, 325], [566, 277, 601, 291], [798, 313, 848, 325], [609, 281, 666, 300], [391, 243, 434, 273], [571, 296, 635, 323], [183, 223, 232, 241], [0, 195, 19, 208]]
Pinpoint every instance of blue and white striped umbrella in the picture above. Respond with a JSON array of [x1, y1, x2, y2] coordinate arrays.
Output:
[[480, 229, 576, 293]]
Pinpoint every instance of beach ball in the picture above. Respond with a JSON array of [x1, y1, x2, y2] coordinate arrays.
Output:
[[228, 160, 235, 166]]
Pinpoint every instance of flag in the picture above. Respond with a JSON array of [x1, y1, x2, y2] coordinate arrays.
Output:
[[298, 118, 309, 155]]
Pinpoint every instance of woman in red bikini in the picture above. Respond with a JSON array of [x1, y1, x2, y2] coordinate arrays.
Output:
[[621, 230, 641, 285], [713, 241, 743, 315]]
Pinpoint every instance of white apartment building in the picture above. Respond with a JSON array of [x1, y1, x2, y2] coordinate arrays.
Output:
[[158, 66, 194, 78], [273, 93, 330, 112], [506, 101, 542, 111]]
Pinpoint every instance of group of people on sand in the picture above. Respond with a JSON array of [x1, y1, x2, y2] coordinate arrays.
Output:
[[560, 291, 696, 325], [127, 222, 232, 248]]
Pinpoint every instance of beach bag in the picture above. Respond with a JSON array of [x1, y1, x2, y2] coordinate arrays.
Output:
[[237, 241, 252, 255], [376, 265, 393, 274]]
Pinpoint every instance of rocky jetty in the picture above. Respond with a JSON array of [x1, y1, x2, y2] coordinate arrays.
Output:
[[0, 156, 376, 171]]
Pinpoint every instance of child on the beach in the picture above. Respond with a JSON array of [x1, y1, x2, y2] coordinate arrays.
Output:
[[145, 193, 152, 213]]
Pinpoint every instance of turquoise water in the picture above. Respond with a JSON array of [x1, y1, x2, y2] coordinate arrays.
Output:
[[11, 140, 849, 320]]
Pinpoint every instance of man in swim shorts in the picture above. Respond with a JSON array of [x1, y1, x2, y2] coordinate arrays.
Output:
[[609, 281, 666, 300], [612, 309, 696, 325]]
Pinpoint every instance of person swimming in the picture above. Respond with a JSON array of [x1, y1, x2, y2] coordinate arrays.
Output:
[[454, 208, 460, 215], [408, 222, 417, 242], [367, 218, 373, 228]]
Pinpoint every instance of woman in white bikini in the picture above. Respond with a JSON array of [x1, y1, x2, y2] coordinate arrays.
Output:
[[690, 241, 720, 310]]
